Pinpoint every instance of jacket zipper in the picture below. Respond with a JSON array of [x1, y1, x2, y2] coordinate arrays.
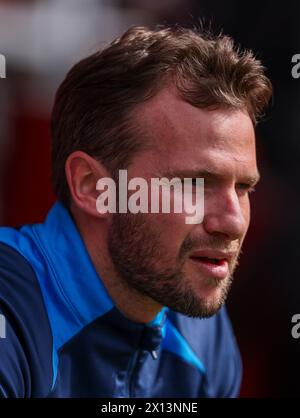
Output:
[[126, 348, 140, 397]]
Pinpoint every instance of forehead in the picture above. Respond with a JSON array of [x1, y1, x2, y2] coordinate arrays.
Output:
[[134, 87, 257, 176]]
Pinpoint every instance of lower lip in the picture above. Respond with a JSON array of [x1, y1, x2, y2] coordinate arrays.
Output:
[[189, 257, 229, 280]]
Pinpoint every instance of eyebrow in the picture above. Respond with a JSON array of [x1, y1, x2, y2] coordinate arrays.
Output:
[[159, 168, 261, 187]]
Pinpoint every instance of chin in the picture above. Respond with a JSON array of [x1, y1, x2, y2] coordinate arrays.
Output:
[[176, 297, 224, 319], [196, 279, 226, 298], [184, 276, 231, 317]]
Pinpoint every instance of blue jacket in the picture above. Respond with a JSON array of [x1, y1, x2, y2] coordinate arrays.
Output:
[[0, 202, 242, 397]]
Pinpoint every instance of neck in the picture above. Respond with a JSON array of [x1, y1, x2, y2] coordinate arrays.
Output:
[[71, 209, 162, 324]]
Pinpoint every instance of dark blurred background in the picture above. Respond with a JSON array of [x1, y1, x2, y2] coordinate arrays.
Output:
[[0, 0, 299, 397]]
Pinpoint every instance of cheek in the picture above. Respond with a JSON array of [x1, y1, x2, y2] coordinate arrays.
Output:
[[148, 212, 193, 253]]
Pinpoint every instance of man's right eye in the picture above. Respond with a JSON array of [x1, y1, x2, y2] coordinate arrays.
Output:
[[181, 178, 198, 186], [236, 183, 256, 194]]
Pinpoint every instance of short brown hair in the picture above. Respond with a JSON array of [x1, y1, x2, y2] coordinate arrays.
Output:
[[51, 25, 272, 206]]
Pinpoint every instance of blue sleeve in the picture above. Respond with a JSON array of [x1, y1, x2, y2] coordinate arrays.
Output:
[[0, 308, 30, 397], [0, 243, 53, 397]]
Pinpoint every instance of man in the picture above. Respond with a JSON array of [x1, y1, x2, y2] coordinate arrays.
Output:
[[0, 26, 271, 397]]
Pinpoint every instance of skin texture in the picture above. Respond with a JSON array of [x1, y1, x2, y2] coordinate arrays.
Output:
[[66, 86, 259, 323]]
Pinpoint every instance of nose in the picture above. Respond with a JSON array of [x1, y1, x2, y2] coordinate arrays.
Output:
[[203, 188, 249, 241]]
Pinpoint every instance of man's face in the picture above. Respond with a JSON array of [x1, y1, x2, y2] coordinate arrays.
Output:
[[107, 88, 258, 318]]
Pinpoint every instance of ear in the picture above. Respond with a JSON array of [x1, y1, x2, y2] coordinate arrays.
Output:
[[65, 151, 110, 218]]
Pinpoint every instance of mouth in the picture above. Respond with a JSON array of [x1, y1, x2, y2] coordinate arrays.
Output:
[[189, 253, 231, 280], [191, 256, 226, 266]]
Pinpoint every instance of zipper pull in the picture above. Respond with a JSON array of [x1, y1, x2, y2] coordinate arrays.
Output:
[[151, 350, 158, 360]]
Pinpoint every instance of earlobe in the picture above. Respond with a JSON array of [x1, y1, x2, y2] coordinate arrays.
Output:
[[65, 151, 109, 218]]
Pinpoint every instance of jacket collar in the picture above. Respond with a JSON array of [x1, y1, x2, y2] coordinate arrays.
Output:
[[33, 202, 167, 331]]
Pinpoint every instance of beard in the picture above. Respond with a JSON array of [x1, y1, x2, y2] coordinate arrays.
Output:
[[107, 212, 240, 319]]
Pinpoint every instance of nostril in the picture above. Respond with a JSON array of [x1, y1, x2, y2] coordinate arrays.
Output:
[[202, 212, 246, 241]]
